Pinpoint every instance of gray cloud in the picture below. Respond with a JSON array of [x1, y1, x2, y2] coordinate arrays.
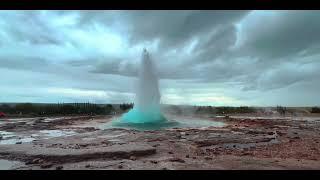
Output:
[[0, 10, 320, 106]]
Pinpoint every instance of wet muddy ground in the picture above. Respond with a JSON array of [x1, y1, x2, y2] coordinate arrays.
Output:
[[0, 114, 320, 170]]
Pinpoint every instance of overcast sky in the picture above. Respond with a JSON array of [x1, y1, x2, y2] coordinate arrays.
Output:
[[0, 10, 319, 106]]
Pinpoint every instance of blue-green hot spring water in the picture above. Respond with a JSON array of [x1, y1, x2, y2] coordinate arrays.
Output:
[[100, 49, 225, 131], [99, 110, 225, 131]]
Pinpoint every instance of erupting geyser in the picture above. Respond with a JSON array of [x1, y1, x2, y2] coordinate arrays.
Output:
[[106, 48, 225, 130], [114, 48, 167, 126]]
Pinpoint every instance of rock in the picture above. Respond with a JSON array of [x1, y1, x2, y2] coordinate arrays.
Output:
[[85, 165, 91, 168], [118, 165, 123, 169], [32, 158, 43, 164], [192, 157, 197, 159], [56, 166, 63, 170], [129, 156, 137, 161], [204, 157, 212, 160], [41, 163, 53, 169], [276, 131, 286, 136], [4, 124, 16, 129], [150, 160, 158, 164], [25, 158, 41, 165], [83, 127, 97, 132], [34, 118, 44, 123], [241, 152, 252, 156], [161, 167, 168, 170], [185, 155, 190, 158], [267, 132, 274, 135], [169, 158, 185, 163], [0, 135, 2, 140], [293, 136, 300, 139], [16, 142, 22, 144], [168, 151, 174, 154]]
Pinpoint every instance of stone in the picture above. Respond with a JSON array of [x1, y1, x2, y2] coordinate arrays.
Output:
[[185, 155, 190, 158], [169, 158, 185, 163], [150, 160, 158, 164], [168, 151, 174, 154], [32, 158, 43, 164], [34, 118, 43, 123], [56, 166, 63, 170], [204, 157, 212, 160], [241, 152, 252, 156], [129, 156, 137, 161], [118, 165, 123, 169], [15, 142, 22, 144], [41, 163, 53, 169]]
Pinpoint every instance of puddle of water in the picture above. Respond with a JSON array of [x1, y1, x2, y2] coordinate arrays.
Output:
[[0, 131, 36, 144], [39, 130, 76, 138], [0, 131, 13, 136], [0, 159, 23, 170], [82, 137, 96, 141], [0, 131, 15, 139], [0, 137, 35, 145]]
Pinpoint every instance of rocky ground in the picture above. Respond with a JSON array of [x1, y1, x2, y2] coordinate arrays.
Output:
[[0, 114, 320, 170]]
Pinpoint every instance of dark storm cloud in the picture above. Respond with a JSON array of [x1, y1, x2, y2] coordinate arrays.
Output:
[[0, 11, 65, 45], [237, 11, 320, 59], [81, 10, 320, 94], [125, 10, 250, 49], [1, 10, 320, 106]]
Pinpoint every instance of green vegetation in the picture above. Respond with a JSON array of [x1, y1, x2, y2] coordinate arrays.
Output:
[[119, 103, 134, 111], [311, 107, 320, 113], [196, 106, 256, 115], [276, 106, 287, 115], [0, 103, 118, 116]]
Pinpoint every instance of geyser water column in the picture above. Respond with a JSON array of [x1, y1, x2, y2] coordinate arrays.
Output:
[[115, 49, 167, 125], [105, 49, 225, 130]]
